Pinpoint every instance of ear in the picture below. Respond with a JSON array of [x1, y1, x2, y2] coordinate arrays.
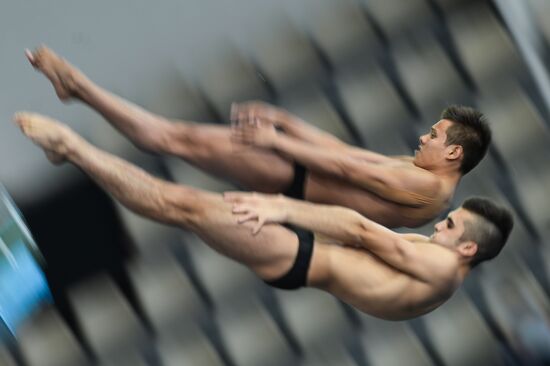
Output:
[[446, 144, 463, 161], [457, 240, 478, 258]]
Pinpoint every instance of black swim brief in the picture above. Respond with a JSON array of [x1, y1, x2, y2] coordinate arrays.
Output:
[[283, 162, 307, 200], [264, 224, 314, 290]]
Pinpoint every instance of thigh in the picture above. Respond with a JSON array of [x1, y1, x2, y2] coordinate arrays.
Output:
[[189, 193, 300, 280], [229, 148, 296, 193], [174, 123, 295, 193]]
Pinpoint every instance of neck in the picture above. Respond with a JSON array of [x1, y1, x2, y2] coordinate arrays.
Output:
[[434, 166, 462, 182], [457, 262, 471, 281]]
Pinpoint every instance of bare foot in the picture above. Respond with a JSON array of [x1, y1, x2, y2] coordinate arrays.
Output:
[[25, 46, 82, 101], [14, 112, 75, 165]]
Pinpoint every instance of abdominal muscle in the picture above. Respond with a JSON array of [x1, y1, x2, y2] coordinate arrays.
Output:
[[308, 241, 452, 320]]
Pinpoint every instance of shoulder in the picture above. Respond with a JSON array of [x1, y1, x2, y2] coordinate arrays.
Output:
[[405, 240, 460, 285], [411, 167, 443, 192], [392, 159, 439, 181], [422, 244, 460, 285], [394, 165, 443, 200]]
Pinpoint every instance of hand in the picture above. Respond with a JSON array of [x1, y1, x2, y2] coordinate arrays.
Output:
[[231, 101, 286, 128], [224, 192, 287, 235], [231, 117, 279, 148]]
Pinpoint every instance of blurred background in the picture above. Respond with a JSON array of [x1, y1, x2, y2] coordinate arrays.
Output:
[[1, 0, 550, 364]]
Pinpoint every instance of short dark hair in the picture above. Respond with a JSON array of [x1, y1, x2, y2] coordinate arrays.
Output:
[[461, 197, 514, 267], [441, 105, 491, 174]]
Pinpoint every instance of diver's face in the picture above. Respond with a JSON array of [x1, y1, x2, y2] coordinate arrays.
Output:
[[414, 119, 454, 168], [430, 208, 473, 249]]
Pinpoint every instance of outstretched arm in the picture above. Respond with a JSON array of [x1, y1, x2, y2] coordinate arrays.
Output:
[[225, 192, 370, 241], [233, 123, 438, 207], [233, 101, 391, 163], [225, 192, 455, 283]]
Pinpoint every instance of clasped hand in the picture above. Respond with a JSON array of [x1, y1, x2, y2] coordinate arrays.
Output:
[[224, 192, 287, 235], [230, 102, 280, 148]]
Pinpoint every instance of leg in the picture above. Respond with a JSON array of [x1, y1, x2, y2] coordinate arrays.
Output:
[[165, 123, 296, 192], [174, 190, 301, 280], [14, 112, 299, 279], [26, 46, 294, 193]]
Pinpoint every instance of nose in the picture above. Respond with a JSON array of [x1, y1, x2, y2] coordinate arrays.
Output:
[[434, 220, 443, 232], [419, 134, 427, 145]]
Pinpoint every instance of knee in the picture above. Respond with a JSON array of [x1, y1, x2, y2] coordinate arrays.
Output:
[[143, 121, 183, 155], [162, 184, 205, 228], [162, 123, 206, 158]]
